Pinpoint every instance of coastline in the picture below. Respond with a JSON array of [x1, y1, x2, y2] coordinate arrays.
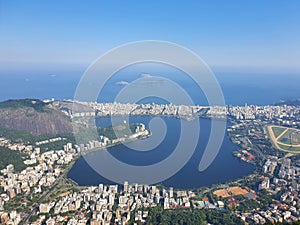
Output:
[[79, 131, 152, 156], [68, 116, 256, 188]]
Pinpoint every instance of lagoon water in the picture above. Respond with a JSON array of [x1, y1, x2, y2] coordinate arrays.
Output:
[[1, 63, 300, 188], [68, 116, 254, 188]]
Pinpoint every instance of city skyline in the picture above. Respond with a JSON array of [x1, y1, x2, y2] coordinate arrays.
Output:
[[0, 2, 300, 224]]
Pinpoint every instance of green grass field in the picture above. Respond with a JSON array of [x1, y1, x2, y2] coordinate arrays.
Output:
[[271, 126, 286, 138], [267, 125, 300, 153], [279, 129, 300, 145], [277, 143, 300, 152]]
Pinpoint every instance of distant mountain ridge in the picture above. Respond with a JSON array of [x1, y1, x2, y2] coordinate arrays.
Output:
[[0, 99, 73, 135]]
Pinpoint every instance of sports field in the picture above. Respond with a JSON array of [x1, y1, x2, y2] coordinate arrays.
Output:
[[267, 125, 300, 153], [213, 186, 249, 198]]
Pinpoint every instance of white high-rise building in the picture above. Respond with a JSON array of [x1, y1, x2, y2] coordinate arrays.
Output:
[[98, 184, 103, 191], [0, 198, 4, 211], [6, 164, 14, 174], [108, 194, 115, 205], [169, 187, 174, 198], [259, 177, 270, 190], [124, 181, 129, 193], [151, 186, 157, 195], [164, 197, 170, 209], [66, 143, 72, 151], [154, 195, 160, 204]]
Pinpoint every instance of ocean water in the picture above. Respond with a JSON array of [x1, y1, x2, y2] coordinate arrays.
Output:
[[0, 63, 299, 105], [1, 63, 299, 188]]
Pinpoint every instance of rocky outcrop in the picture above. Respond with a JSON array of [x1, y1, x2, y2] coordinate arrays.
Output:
[[0, 99, 73, 135]]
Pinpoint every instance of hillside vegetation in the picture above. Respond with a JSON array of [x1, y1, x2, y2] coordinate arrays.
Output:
[[0, 146, 26, 172], [0, 99, 73, 135]]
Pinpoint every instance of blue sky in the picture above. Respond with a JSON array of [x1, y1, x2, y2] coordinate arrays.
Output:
[[1, 0, 300, 72]]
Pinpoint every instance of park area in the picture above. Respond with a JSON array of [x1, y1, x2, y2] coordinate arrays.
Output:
[[267, 125, 300, 153]]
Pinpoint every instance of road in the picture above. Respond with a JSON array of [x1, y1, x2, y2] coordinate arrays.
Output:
[[20, 158, 78, 224], [20, 175, 65, 224]]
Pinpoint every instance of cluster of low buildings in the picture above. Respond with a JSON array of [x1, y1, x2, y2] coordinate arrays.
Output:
[[35, 137, 66, 146], [0, 211, 20, 225], [0, 120, 153, 224], [61, 101, 209, 120], [30, 182, 208, 225], [238, 157, 300, 224], [234, 150, 255, 163], [237, 199, 300, 224], [228, 105, 300, 126], [59, 101, 300, 127], [0, 137, 68, 153], [192, 197, 225, 210], [262, 156, 278, 174], [0, 141, 74, 225], [206, 106, 227, 119], [1, 100, 300, 224], [0, 137, 28, 152]]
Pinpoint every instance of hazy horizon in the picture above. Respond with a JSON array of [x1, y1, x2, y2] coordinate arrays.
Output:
[[1, 0, 300, 73]]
